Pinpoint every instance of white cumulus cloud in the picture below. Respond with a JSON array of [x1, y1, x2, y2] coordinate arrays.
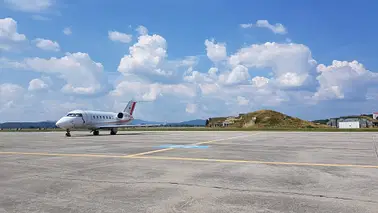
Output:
[[314, 60, 378, 101], [34, 38, 60, 51], [136, 25, 148, 35], [63, 27, 72, 35], [219, 65, 250, 85], [108, 31, 132, 43], [240, 20, 287, 35], [28, 78, 48, 91], [4, 0, 53, 12], [0, 57, 27, 69], [228, 42, 317, 89], [252, 76, 269, 88], [24, 52, 109, 95], [199, 83, 220, 95], [118, 31, 170, 78], [204, 39, 227, 63], [0, 17, 27, 51]]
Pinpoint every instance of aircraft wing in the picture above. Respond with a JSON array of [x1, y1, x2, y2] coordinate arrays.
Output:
[[96, 123, 164, 129]]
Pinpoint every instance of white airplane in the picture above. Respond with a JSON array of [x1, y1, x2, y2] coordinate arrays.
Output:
[[55, 100, 162, 137]]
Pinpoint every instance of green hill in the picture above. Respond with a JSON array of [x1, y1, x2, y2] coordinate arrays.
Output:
[[207, 110, 329, 129]]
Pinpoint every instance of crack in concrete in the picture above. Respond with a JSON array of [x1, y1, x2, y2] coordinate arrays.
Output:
[[30, 175, 378, 204], [372, 135, 378, 162]]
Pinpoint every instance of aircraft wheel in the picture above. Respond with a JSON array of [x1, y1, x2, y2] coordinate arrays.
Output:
[[93, 130, 99, 136], [65, 132, 71, 137], [110, 129, 118, 135]]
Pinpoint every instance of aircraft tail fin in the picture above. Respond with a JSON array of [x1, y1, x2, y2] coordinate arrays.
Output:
[[123, 100, 137, 115]]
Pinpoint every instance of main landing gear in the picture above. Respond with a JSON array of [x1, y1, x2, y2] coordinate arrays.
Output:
[[65, 130, 71, 137], [91, 129, 117, 136], [110, 128, 118, 135], [93, 130, 99, 136]]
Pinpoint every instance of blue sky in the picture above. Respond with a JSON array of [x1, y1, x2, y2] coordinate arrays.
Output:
[[1, 0, 378, 122]]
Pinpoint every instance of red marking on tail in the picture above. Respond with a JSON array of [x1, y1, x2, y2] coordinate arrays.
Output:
[[130, 102, 136, 115]]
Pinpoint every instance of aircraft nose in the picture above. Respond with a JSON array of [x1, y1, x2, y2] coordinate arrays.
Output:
[[55, 119, 63, 128], [55, 118, 71, 129]]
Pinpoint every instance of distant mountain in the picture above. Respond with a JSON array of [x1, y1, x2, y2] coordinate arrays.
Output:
[[0, 121, 57, 129], [130, 119, 163, 125], [167, 119, 206, 126]]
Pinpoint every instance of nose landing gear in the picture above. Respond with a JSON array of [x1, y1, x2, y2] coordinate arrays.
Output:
[[65, 130, 71, 137]]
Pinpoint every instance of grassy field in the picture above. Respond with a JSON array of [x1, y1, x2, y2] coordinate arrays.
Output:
[[2, 127, 378, 132]]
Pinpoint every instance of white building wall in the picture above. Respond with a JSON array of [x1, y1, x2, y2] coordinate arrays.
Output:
[[338, 121, 360, 129], [373, 113, 378, 120]]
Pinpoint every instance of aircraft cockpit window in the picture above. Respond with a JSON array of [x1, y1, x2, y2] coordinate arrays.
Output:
[[66, 113, 83, 117]]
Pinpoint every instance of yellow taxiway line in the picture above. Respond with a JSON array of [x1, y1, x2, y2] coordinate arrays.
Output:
[[1, 151, 378, 169], [131, 155, 378, 169], [125, 147, 174, 157]]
